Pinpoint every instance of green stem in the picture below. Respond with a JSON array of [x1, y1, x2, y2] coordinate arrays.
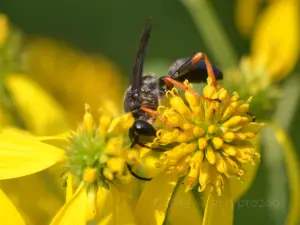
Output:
[[267, 75, 300, 225], [271, 122, 300, 225], [181, 0, 238, 68]]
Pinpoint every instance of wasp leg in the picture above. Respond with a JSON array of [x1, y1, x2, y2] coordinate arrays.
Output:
[[158, 76, 174, 91], [127, 164, 152, 181], [162, 76, 222, 103], [172, 52, 217, 87], [130, 137, 138, 148], [130, 136, 152, 149]]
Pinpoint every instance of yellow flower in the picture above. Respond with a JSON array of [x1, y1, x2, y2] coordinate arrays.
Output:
[[5, 73, 69, 135], [23, 38, 126, 123], [64, 104, 136, 186], [0, 104, 138, 224], [251, 0, 299, 82], [134, 77, 264, 225], [51, 105, 138, 224], [150, 78, 264, 196], [236, 0, 299, 83]]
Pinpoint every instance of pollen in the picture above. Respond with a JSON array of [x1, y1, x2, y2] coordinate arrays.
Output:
[[152, 79, 264, 196], [83, 168, 97, 184]]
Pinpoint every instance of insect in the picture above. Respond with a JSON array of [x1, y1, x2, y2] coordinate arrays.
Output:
[[123, 18, 224, 181], [124, 17, 223, 149]]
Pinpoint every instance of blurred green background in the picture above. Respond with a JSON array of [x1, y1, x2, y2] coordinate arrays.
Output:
[[1, 0, 299, 225], [0, 0, 248, 72]]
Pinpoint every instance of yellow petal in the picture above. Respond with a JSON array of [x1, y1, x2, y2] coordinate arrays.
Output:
[[97, 214, 113, 225], [0, 127, 70, 142], [66, 173, 74, 202], [95, 187, 109, 218], [166, 183, 202, 225], [107, 113, 134, 135], [228, 137, 260, 202], [5, 74, 69, 135], [251, 0, 299, 81], [134, 173, 179, 225], [202, 188, 234, 225], [36, 132, 71, 141], [1, 172, 63, 225], [0, 129, 66, 179], [110, 187, 136, 225], [0, 188, 26, 225], [50, 184, 87, 225]]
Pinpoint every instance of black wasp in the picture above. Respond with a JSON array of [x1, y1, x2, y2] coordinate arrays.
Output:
[[124, 18, 223, 180]]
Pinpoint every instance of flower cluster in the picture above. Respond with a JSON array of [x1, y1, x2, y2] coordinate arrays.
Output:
[[151, 78, 264, 196], [65, 104, 139, 189]]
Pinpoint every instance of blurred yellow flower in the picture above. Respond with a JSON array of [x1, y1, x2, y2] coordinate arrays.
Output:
[[251, 0, 299, 82], [0, 14, 8, 47], [5, 73, 69, 135], [0, 15, 129, 225], [23, 38, 126, 124], [0, 24, 70, 223], [236, 0, 299, 82]]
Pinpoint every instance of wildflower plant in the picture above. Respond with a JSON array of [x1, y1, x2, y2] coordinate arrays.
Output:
[[133, 72, 264, 225], [65, 104, 137, 188], [0, 105, 140, 224], [150, 78, 263, 196], [50, 106, 141, 224], [0, 1, 299, 224]]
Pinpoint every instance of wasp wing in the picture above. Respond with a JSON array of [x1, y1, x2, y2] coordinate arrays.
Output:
[[168, 57, 223, 83], [131, 17, 152, 90]]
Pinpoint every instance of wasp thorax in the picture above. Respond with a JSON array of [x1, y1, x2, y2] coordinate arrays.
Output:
[[124, 74, 161, 119]]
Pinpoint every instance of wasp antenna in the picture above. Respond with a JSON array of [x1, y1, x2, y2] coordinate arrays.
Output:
[[131, 18, 152, 90]]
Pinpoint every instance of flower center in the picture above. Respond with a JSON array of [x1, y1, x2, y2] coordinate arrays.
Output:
[[64, 104, 137, 190], [151, 80, 263, 196]]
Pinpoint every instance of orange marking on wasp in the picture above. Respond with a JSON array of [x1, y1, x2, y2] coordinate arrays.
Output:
[[191, 52, 217, 87], [140, 105, 158, 117], [140, 105, 179, 130], [163, 76, 215, 102]]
